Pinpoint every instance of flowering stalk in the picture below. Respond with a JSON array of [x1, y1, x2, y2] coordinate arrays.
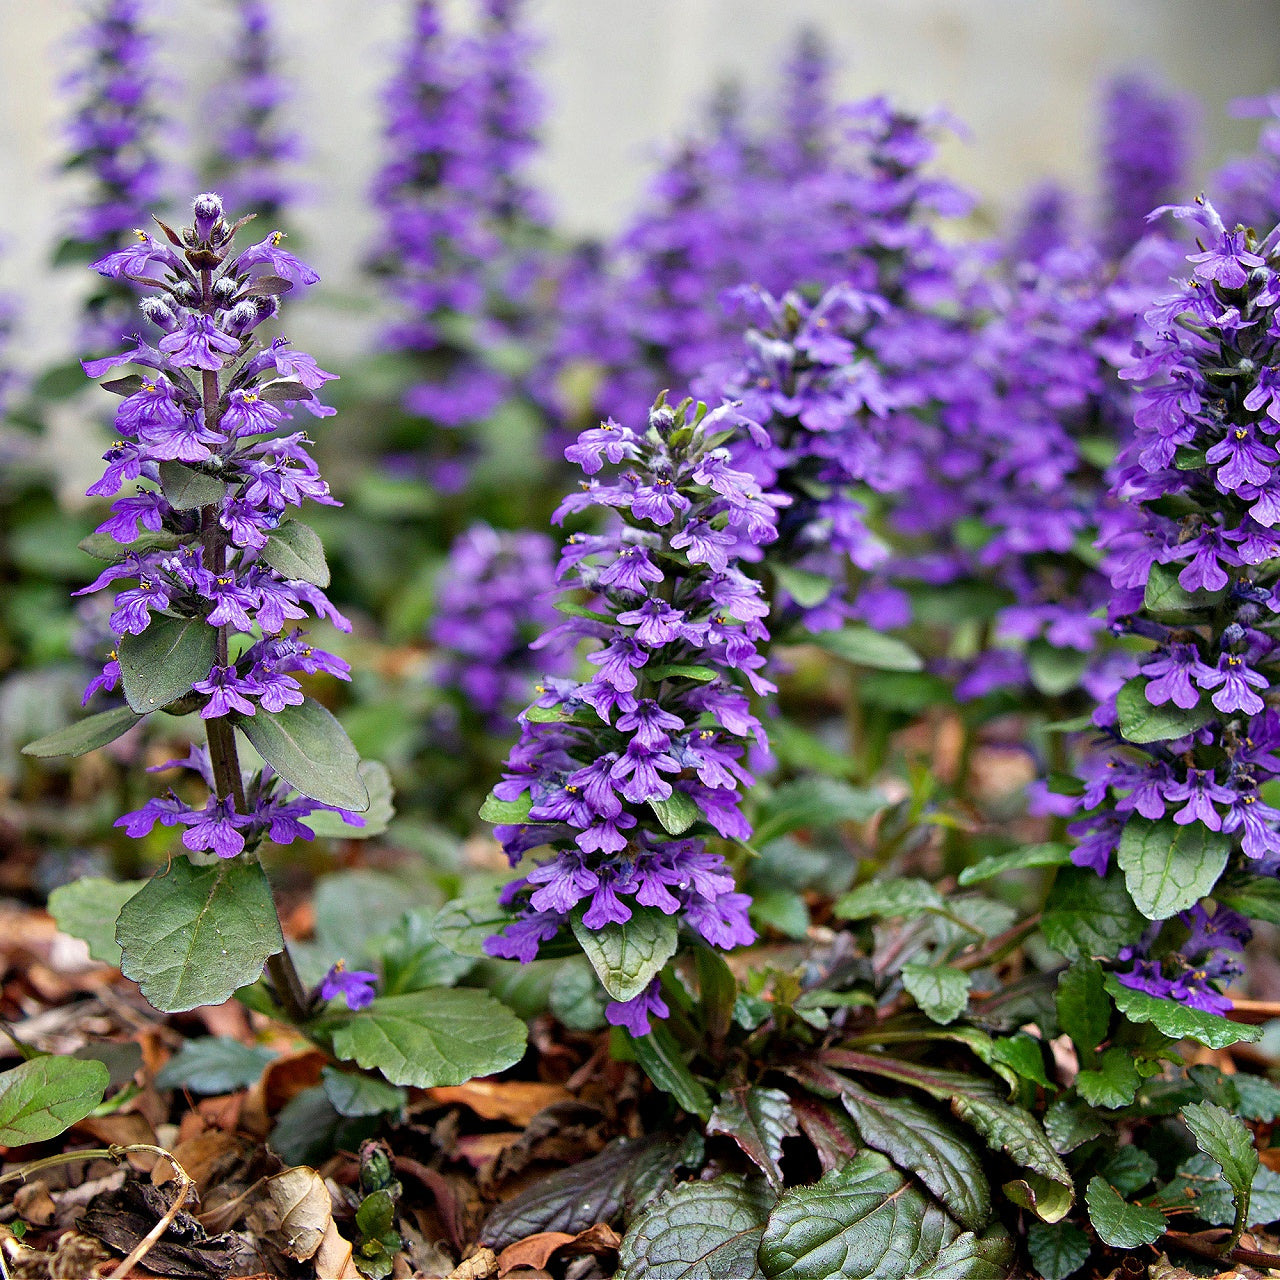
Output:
[[1066, 198, 1280, 1010], [67, 193, 368, 1018], [1099, 73, 1193, 261], [61, 0, 169, 346], [431, 522, 569, 732], [204, 0, 301, 221], [482, 398, 784, 1033]]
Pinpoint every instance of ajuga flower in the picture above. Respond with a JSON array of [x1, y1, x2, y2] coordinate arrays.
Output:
[[1098, 73, 1194, 260], [61, 0, 170, 345], [483, 398, 785, 1033], [80, 193, 363, 854], [1060, 198, 1280, 1012], [431, 522, 571, 728], [204, 0, 302, 220], [319, 960, 378, 1011]]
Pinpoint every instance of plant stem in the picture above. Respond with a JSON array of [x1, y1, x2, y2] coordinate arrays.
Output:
[[193, 269, 308, 1027]]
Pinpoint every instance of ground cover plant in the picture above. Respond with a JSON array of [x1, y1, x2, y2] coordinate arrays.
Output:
[[8, 3, 1280, 1278]]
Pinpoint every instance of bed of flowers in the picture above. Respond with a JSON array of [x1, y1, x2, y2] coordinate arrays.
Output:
[[7, 3, 1280, 1278]]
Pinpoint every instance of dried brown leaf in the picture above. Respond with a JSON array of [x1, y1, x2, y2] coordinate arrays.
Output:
[[313, 1216, 361, 1279], [448, 1246, 499, 1278], [497, 1232, 576, 1274], [266, 1166, 331, 1262], [429, 1080, 572, 1126]]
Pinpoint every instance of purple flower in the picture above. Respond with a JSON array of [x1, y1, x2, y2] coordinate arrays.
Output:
[[158, 314, 241, 370], [1198, 652, 1268, 715], [182, 796, 253, 859], [319, 961, 378, 1011], [605, 979, 670, 1037], [1142, 643, 1214, 709]]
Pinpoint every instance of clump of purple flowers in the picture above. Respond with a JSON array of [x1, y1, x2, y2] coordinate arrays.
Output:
[[483, 398, 785, 1034], [369, 0, 548, 493], [61, 0, 170, 345], [431, 522, 569, 730], [1063, 198, 1280, 1011], [204, 0, 302, 220], [1115, 904, 1249, 1015], [1098, 72, 1194, 261], [78, 192, 363, 858]]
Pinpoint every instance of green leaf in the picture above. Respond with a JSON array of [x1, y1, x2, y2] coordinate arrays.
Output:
[[834, 877, 943, 921], [1025, 1221, 1091, 1280], [1099, 1146, 1157, 1198], [773, 563, 835, 609], [1159, 1152, 1280, 1228], [901, 963, 971, 1025], [118, 615, 217, 713], [1042, 866, 1147, 960], [158, 461, 227, 509], [911, 1228, 1013, 1279], [648, 789, 702, 836], [330, 989, 526, 1088], [260, 520, 330, 587], [749, 888, 811, 940], [432, 893, 527, 959], [1076, 1047, 1142, 1109], [0, 1057, 110, 1145], [153, 1036, 276, 1093], [1115, 676, 1214, 744], [707, 1086, 799, 1190], [632, 1024, 713, 1120], [378, 911, 475, 995], [269, 1084, 377, 1167], [1002, 1173, 1074, 1225], [547, 957, 607, 1031], [989, 1034, 1051, 1089], [321, 1067, 407, 1119], [1143, 560, 1225, 614], [839, 1084, 991, 1231], [1028, 642, 1091, 698], [1234, 1073, 1280, 1122], [758, 1151, 958, 1280], [47, 877, 147, 967], [1182, 1100, 1259, 1225], [481, 1132, 702, 1249], [22, 705, 144, 759], [616, 1175, 771, 1280], [478, 790, 534, 824], [238, 697, 369, 811], [1043, 1098, 1107, 1153], [78, 530, 182, 562], [812, 626, 924, 672], [1104, 975, 1261, 1049], [115, 856, 285, 1012], [1084, 1176, 1165, 1248], [303, 761, 394, 840], [958, 843, 1070, 886], [1055, 959, 1110, 1055], [1216, 875, 1280, 926], [571, 905, 678, 1002], [645, 662, 719, 683], [1117, 817, 1230, 920], [754, 777, 887, 847]]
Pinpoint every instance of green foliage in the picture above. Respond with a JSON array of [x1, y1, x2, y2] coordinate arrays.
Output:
[[1104, 975, 1262, 1049], [1083, 1176, 1164, 1248], [649, 788, 702, 835], [811, 626, 924, 672], [707, 1087, 800, 1189], [570, 905, 679, 1002], [617, 1175, 772, 1280], [631, 1023, 713, 1120], [1025, 1221, 1090, 1280], [957, 843, 1070, 886], [901, 963, 971, 1025], [22, 705, 143, 759], [303, 761, 395, 840], [758, 1152, 961, 1280], [1075, 1048, 1141, 1109], [330, 989, 525, 1089], [154, 1037, 276, 1094], [834, 877, 941, 921], [238, 697, 370, 811], [321, 1067, 407, 1120], [260, 519, 330, 587], [1054, 958, 1110, 1055], [115, 856, 285, 1012], [158, 460, 227, 509], [118, 613, 218, 713], [1116, 817, 1230, 919], [1041, 866, 1147, 959], [1115, 676, 1213, 743], [0, 1056, 110, 1145], [1182, 1100, 1259, 1234], [754, 777, 886, 846], [48, 877, 148, 965]]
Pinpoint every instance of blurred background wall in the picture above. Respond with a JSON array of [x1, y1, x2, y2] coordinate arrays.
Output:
[[2, 0, 1279, 363]]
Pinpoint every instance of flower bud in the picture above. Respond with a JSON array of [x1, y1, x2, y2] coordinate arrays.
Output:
[[138, 295, 179, 332], [193, 192, 224, 240]]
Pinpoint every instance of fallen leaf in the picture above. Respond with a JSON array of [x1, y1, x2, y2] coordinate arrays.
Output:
[[161, 1130, 248, 1198], [562, 1222, 621, 1255], [260, 1048, 327, 1114], [313, 1217, 361, 1279], [497, 1232, 575, 1274], [429, 1080, 572, 1126], [12, 1180, 57, 1226], [266, 1166, 332, 1262], [448, 1247, 499, 1279], [455, 1131, 524, 1168]]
